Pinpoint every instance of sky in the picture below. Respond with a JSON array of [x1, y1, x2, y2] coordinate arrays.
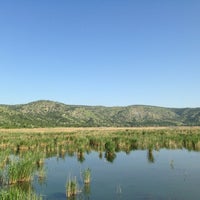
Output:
[[0, 0, 200, 108]]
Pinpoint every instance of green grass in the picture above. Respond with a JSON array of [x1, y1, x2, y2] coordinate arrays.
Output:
[[0, 186, 42, 200], [0, 151, 45, 186], [1, 127, 200, 158], [6, 153, 40, 185]]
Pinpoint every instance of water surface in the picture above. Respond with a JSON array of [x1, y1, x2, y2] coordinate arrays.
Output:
[[33, 149, 200, 200]]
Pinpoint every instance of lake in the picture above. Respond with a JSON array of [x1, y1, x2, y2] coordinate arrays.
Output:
[[33, 149, 200, 200]]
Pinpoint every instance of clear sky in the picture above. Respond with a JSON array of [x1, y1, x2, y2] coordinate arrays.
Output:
[[0, 0, 200, 107]]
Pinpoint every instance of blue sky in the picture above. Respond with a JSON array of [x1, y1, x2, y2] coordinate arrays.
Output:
[[0, 0, 200, 107]]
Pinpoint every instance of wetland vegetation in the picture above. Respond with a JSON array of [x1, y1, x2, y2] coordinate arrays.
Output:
[[0, 127, 200, 199]]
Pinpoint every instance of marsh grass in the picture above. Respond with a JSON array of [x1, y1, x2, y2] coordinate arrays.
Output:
[[0, 152, 45, 199], [66, 176, 79, 198], [82, 168, 91, 184], [36, 166, 47, 186], [37, 166, 46, 179], [0, 127, 200, 198], [7, 153, 37, 184], [0, 150, 10, 169], [0, 170, 4, 186], [1, 127, 200, 155], [0, 186, 42, 200], [1, 127, 200, 164], [0, 152, 45, 186]]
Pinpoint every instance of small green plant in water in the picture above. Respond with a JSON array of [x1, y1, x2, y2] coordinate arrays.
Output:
[[66, 176, 79, 198], [83, 168, 91, 184]]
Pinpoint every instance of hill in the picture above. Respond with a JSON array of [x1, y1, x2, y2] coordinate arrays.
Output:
[[0, 100, 200, 128]]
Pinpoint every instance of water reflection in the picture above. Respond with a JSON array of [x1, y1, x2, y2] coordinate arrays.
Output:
[[39, 149, 200, 200], [77, 151, 85, 163], [98, 152, 103, 159], [104, 151, 116, 163], [170, 160, 174, 169], [83, 183, 91, 198], [147, 149, 155, 163]]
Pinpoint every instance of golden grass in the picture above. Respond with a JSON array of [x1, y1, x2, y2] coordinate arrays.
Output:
[[0, 126, 200, 134]]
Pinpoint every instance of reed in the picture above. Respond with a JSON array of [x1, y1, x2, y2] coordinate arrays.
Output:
[[0, 187, 42, 200], [1, 127, 200, 163], [0, 169, 4, 186], [36, 166, 46, 183], [0, 150, 10, 169], [3, 152, 40, 185], [83, 168, 91, 184], [66, 176, 79, 197], [7, 157, 35, 184]]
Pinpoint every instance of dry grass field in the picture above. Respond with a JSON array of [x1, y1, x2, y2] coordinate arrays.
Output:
[[0, 126, 200, 134]]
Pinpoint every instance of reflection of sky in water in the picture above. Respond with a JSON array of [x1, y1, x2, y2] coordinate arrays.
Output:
[[33, 149, 200, 200]]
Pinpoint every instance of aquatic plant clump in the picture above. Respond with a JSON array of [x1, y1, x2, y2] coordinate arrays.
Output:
[[66, 176, 79, 197], [83, 168, 91, 184], [7, 155, 36, 184], [0, 152, 45, 186]]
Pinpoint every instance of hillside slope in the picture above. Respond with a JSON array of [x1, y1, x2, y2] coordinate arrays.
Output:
[[0, 100, 199, 128]]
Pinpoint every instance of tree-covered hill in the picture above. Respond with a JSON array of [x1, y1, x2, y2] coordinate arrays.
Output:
[[0, 100, 200, 128]]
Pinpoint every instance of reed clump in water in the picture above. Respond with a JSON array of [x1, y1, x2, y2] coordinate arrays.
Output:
[[83, 168, 91, 184], [66, 176, 79, 198], [7, 152, 41, 185], [0, 152, 45, 186]]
